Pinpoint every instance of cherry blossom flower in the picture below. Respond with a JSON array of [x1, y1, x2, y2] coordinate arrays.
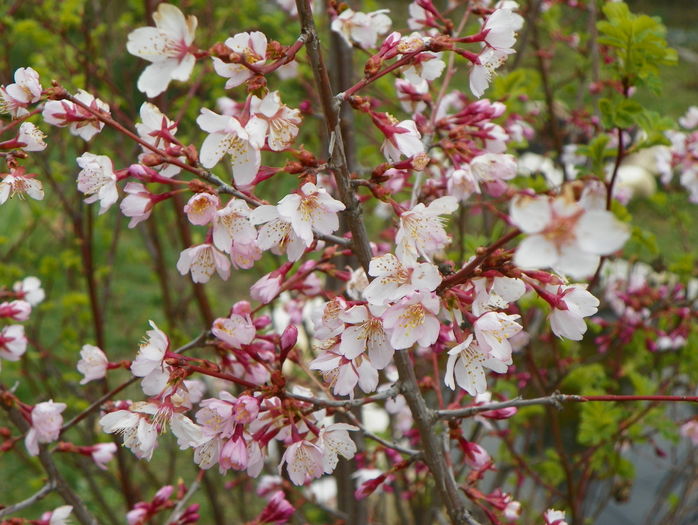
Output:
[[76, 152, 119, 214], [0, 300, 31, 321], [212, 31, 267, 89], [196, 108, 263, 187], [319, 423, 358, 473], [83, 442, 116, 470], [0, 168, 44, 204], [249, 91, 302, 151], [379, 118, 425, 163], [276, 182, 346, 246], [473, 311, 522, 362], [13, 276, 45, 306], [212, 313, 256, 348], [444, 335, 509, 395], [395, 78, 429, 114], [0, 324, 27, 362], [448, 166, 480, 202], [131, 321, 169, 378], [41, 505, 73, 525], [77, 344, 109, 384], [184, 192, 219, 225], [407, 1, 438, 31], [470, 47, 513, 98], [120, 182, 155, 227], [547, 284, 599, 340], [544, 509, 569, 525], [471, 275, 526, 317], [510, 193, 630, 279], [177, 243, 231, 283], [25, 400, 67, 456], [481, 8, 524, 52], [403, 52, 446, 85], [363, 253, 442, 305], [254, 490, 294, 525], [42, 90, 109, 141], [17, 122, 47, 151], [338, 305, 393, 369], [279, 439, 325, 485], [382, 291, 441, 350], [470, 152, 517, 196], [212, 198, 256, 253], [250, 205, 307, 262], [100, 406, 158, 460], [331, 9, 392, 49], [680, 420, 698, 446], [250, 271, 284, 304], [310, 346, 379, 397], [396, 196, 458, 264], [0, 67, 42, 118], [126, 3, 198, 97], [462, 440, 491, 469], [135, 102, 183, 177]]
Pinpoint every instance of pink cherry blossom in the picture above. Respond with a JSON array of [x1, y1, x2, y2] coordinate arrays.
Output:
[[338, 305, 394, 369], [379, 118, 425, 163], [212, 31, 267, 89], [310, 346, 379, 397], [196, 108, 263, 187], [25, 400, 67, 456], [135, 102, 183, 177], [212, 313, 256, 348], [382, 291, 441, 350], [212, 198, 256, 253], [319, 423, 358, 473], [250, 205, 307, 262], [42, 90, 109, 141], [250, 271, 284, 304], [544, 509, 569, 525], [249, 91, 302, 152], [0, 300, 31, 321], [680, 420, 698, 446], [396, 196, 458, 264], [510, 193, 630, 279], [126, 3, 197, 97], [279, 440, 325, 485], [254, 490, 294, 525], [76, 152, 119, 214], [331, 9, 392, 49], [444, 335, 509, 396], [177, 243, 231, 283], [77, 344, 109, 384], [364, 254, 442, 305], [120, 182, 155, 227], [0, 324, 27, 362], [0, 67, 42, 118], [90, 442, 118, 470], [184, 192, 219, 225]]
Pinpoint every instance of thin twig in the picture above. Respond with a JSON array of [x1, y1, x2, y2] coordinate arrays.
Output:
[[0, 481, 56, 519]]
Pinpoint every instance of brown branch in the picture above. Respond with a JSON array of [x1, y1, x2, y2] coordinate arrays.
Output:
[[0, 481, 56, 519]]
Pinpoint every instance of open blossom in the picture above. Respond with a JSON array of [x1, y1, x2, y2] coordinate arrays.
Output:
[[249, 91, 302, 151], [331, 9, 392, 49], [25, 400, 67, 456], [396, 196, 458, 264], [212, 313, 256, 348], [279, 440, 325, 485], [100, 407, 158, 460], [0, 324, 27, 362], [470, 47, 512, 98], [481, 8, 524, 52], [196, 108, 263, 187], [471, 275, 526, 317], [0, 67, 42, 117], [338, 305, 393, 369], [131, 321, 169, 377], [135, 102, 182, 177], [126, 3, 197, 97], [13, 276, 45, 306], [17, 122, 47, 151], [77, 344, 109, 384], [251, 205, 308, 262], [544, 509, 568, 525], [177, 243, 231, 283], [250, 272, 283, 304], [184, 192, 219, 225], [448, 166, 480, 202], [382, 291, 441, 350], [470, 152, 518, 196], [212, 31, 267, 89], [90, 443, 118, 470], [473, 311, 522, 362], [0, 300, 31, 321], [41, 505, 73, 525], [319, 423, 358, 473], [380, 118, 425, 162], [547, 284, 599, 340], [120, 182, 155, 227], [212, 198, 256, 253], [510, 193, 630, 279], [0, 168, 44, 204], [445, 335, 509, 395], [76, 152, 119, 214], [403, 52, 446, 85], [363, 253, 442, 305], [395, 78, 429, 114], [42, 90, 109, 141], [276, 182, 346, 246], [310, 346, 379, 397]]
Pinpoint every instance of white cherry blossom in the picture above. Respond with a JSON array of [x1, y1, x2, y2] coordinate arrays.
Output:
[[177, 243, 231, 283], [381, 291, 441, 350], [380, 118, 425, 162], [473, 311, 522, 362], [279, 440, 324, 486], [212, 198, 256, 253], [363, 253, 442, 305], [213, 31, 267, 89], [396, 196, 458, 264], [135, 102, 182, 177], [126, 3, 198, 97], [331, 9, 392, 49], [481, 8, 524, 51], [338, 305, 393, 369], [444, 335, 509, 395], [250, 205, 308, 262], [184, 192, 219, 225], [76, 152, 118, 214], [548, 284, 599, 341], [42, 90, 109, 141], [131, 321, 169, 378], [471, 275, 526, 317], [249, 91, 302, 151], [0, 325, 27, 362], [0, 67, 42, 117], [25, 400, 67, 456], [319, 423, 358, 473], [470, 47, 513, 98], [276, 182, 346, 246], [0, 169, 44, 204], [77, 344, 109, 384], [99, 407, 158, 460], [17, 122, 47, 151], [12, 276, 45, 306]]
